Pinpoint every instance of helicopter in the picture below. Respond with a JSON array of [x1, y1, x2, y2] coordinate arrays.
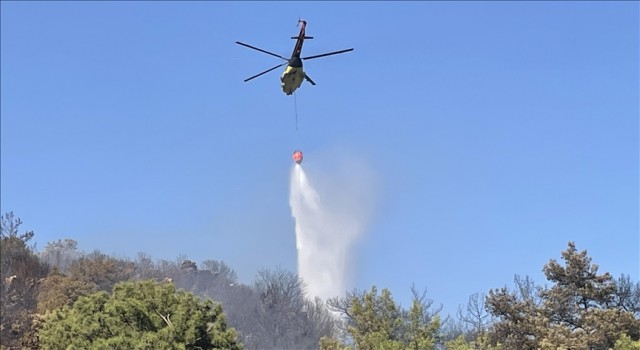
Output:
[[236, 19, 354, 95]]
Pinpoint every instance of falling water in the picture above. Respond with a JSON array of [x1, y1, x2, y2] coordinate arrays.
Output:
[[289, 158, 375, 301]]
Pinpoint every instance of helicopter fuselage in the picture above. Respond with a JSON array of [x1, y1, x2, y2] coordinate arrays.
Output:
[[281, 66, 304, 95], [281, 56, 304, 95], [280, 23, 307, 95]]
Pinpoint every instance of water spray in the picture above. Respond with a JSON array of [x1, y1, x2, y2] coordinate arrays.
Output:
[[289, 152, 376, 301]]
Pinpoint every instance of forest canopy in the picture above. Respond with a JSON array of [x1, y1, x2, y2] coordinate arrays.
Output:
[[1, 212, 638, 349]]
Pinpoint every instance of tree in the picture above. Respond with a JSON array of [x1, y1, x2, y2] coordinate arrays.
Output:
[[614, 333, 640, 350], [180, 259, 238, 298], [404, 286, 441, 350], [304, 297, 341, 349], [126, 255, 335, 349], [36, 268, 97, 313], [202, 259, 239, 284], [243, 267, 334, 350], [445, 335, 475, 350], [613, 274, 640, 317], [67, 250, 135, 292], [445, 333, 502, 350], [440, 318, 467, 344], [540, 242, 638, 348], [486, 242, 640, 349], [38, 238, 82, 274], [327, 285, 441, 350], [347, 286, 405, 349], [0, 212, 49, 348], [457, 292, 491, 338], [319, 335, 350, 350], [38, 279, 242, 349], [485, 284, 544, 349]]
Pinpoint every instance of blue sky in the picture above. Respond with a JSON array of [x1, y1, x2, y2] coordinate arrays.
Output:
[[2, 1, 638, 317]]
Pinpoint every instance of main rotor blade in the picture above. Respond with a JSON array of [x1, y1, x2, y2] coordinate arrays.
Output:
[[302, 48, 354, 60], [304, 73, 316, 85], [235, 41, 289, 61], [244, 63, 287, 82]]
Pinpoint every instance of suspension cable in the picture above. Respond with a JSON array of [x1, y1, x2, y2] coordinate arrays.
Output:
[[293, 91, 299, 131]]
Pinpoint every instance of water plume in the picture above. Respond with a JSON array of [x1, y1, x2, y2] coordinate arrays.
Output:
[[289, 155, 376, 301]]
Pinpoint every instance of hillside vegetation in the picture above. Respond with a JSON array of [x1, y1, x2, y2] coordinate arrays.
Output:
[[1, 212, 638, 349]]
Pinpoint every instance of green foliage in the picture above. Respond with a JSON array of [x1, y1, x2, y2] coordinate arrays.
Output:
[[486, 285, 544, 349], [486, 242, 640, 350], [614, 333, 640, 350], [445, 335, 474, 350], [38, 280, 242, 349], [406, 294, 440, 350], [473, 333, 502, 350], [319, 336, 351, 350], [327, 285, 441, 350], [6, 213, 639, 350], [542, 242, 616, 313], [445, 334, 502, 350], [539, 242, 639, 348], [348, 286, 404, 349]]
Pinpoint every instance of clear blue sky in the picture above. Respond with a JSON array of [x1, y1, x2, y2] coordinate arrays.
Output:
[[2, 1, 638, 317]]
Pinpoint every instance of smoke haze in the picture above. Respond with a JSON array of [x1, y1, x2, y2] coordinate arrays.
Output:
[[289, 153, 377, 301]]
